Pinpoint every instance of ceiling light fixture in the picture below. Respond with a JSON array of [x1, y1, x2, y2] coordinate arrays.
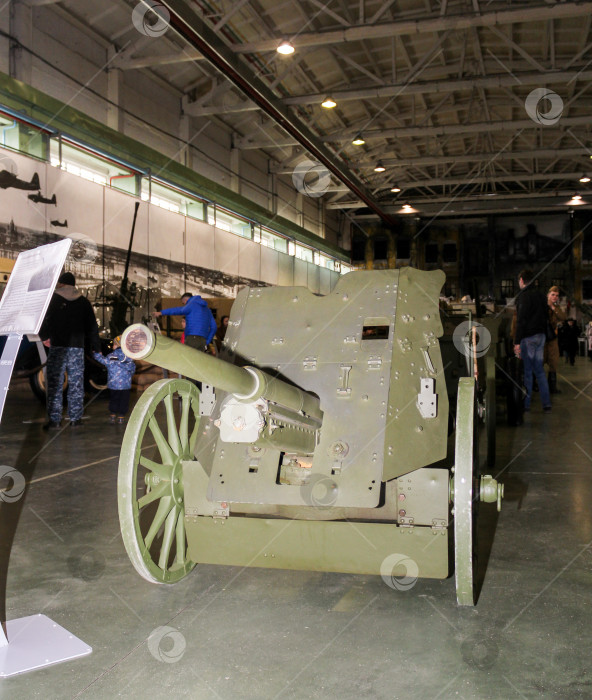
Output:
[[276, 40, 294, 55], [390, 187, 401, 193], [567, 194, 585, 206], [321, 97, 337, 109], [399, 203, 418, 214], [352, 134, 365, 146], [579, 175, 590, 183], [374, 161, 385, 172]]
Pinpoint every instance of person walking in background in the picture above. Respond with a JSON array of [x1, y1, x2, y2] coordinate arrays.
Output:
[[564, 318, 581, 366], [93, 336, 135, 424], [513, 269, 552, 413], [154, 292, 216, 353], [40, 271, 101, 429], [544, 285, 566, 394]]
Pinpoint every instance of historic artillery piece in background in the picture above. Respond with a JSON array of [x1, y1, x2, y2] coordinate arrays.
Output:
[[117, 268, 503, 606]]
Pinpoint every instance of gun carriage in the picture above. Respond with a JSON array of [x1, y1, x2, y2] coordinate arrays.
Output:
[[117, 268, 503, 605]]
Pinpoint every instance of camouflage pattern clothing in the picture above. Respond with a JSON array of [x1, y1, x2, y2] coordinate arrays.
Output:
[[41, 281, 100, 425], [46, 347, 85, 423], [92, 348, 135, 389]]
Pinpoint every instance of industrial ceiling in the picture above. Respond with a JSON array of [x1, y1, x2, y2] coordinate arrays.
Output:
[[52, 0, 592, 221]]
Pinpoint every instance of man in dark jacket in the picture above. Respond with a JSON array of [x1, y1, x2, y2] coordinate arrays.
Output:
[[154, 293, 217, 352], [513, 269, 551, 412], [40, 271, 100, 429]]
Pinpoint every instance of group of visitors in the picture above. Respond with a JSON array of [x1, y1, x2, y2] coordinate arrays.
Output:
[[41, 278, 226, 430]]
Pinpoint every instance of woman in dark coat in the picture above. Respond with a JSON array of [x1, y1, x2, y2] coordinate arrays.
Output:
[[563, 319, 581, 366]]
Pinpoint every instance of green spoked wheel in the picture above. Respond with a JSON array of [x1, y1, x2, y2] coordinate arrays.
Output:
[[453, 377, 479, 606], [118, 378, 201, 584]]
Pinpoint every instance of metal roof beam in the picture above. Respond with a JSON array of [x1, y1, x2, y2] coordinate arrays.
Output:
[[271, 147, 591, 173], [382, 171, 589, 190], [282, 67, 592, 105], [233, 3, 591, 54], [112, 48, 205, 70], [235, 115, 592, 149], [328, 189, 592, 210], [153, 0, 392, 223]]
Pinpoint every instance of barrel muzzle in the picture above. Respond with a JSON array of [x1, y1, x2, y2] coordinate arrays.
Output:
[[121, 324, 157, 361]]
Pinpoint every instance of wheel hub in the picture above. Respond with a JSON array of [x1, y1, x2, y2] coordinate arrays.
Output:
[[479, 474, 504, 512], [144, 459, 184, 505], [170, 460, 184, 505]]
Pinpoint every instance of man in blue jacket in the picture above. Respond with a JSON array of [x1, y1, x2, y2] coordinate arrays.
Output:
[[154, 293, 217, 352]]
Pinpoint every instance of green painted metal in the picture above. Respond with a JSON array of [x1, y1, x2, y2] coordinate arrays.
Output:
[[118, 378, 200, 583], [395, 468, 449, 527], [485, 354, 496, 469], [0, 74, 349, 261], [453, 377, 477, 606], [120, 270, 448, 509], [479, 474, 504, 511], [121, 324, 260, 396], [202, 269, 447, 508], [184, 516, 448, 578], [120, 323, 323, 458], [383, 267, 449, 479], [115, 269, 502, 602]]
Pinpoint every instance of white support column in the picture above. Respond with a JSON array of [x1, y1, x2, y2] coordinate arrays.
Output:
[[230, 147, 240, 194], [9, 0, 32, 84], [106, 46, 124, 133], [296, 192, 304, 228], [319, 199, 325, 238], [267, 171, 276, 214], [179, 113, 192, 169]]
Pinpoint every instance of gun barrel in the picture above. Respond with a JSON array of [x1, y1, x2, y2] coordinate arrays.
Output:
[[120, 324, 322, 423]]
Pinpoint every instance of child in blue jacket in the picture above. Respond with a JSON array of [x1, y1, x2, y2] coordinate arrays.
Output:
[[93, 336, 136, 424]]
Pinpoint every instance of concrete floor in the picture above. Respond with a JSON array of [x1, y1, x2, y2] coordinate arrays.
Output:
[[0, 359, 591, 700]]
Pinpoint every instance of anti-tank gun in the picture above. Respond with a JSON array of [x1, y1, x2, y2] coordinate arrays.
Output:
[[117, 268, 504, 605]]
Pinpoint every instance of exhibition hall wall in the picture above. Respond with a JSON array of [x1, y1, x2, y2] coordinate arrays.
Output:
[[0, 148, 341, 325]]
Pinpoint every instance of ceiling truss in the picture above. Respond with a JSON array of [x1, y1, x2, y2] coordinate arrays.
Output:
[[44, 0, 592, 219]]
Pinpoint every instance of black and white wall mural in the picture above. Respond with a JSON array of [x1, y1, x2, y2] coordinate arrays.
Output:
[[0, 149, 340, 329]]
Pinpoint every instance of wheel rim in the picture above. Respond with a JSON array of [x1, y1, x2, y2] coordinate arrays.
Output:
[[118, 378, 201, 583], [454, 377, 478, 606], [37, 368, 68, 392]]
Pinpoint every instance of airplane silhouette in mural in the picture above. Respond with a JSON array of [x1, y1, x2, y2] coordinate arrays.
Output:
[[0, 170, 40, 191], [28, 191, 57, 205], [50, 219, 68, 228]]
